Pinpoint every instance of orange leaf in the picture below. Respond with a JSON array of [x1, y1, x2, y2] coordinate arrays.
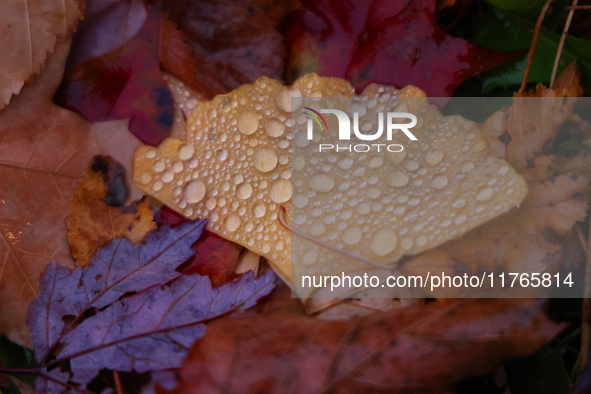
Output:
[[66, 156, 156, 267]]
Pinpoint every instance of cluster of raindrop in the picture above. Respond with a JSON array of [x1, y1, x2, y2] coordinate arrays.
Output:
[[134, 74, 356, 271], [290, 89, 527, 276]]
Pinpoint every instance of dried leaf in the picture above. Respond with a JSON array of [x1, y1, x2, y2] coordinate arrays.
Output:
[[66, 156, 156, 267], [0, 40, 142, 345], [286, 0, 521, 96], [0, 0, 83, 109], [161, 0, 285, 99], [173, 289, 562, 393], [55, 3, 174, 146]]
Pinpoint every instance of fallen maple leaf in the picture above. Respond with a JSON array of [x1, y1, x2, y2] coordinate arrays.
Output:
[[66, 155, 156, 267], [0, 39, 143, 345], [27, 220, 275, 391], [286, 0, 521, 96], [0, 0, 83, 109], [161, 0, 285, 99], [172, 287, 562, 394], [55, 3, 175, 146], [29, 220, 206, 364]]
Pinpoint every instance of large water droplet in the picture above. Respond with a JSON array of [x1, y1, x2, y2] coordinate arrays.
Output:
[[253, 148, 278, 172], [265, 118, 285, 137], [236, 183, 253, 199], [183, 180, 206, 203], [476, 187, 494, 201], [342, 227, 362, 245], [430, 175, 448, 190], [237, 111, 259, 135], [224, 216, 241, 232], [387, 171, 409, 187], [310, 174, 335, 192], [370, 229, 398, 256], [270, 179, 292, 203]]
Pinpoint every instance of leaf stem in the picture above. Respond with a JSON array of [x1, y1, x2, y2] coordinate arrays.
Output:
[[114, 370, 124, 394], [550, 0, 578, 87], [519, 0, 554, 94], [0, 367, 39, 374]]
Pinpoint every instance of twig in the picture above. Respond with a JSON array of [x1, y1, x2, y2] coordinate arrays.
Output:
[[114, 370, 124, 394], [550, 0, 579, 87], [519, 0, 554, 94], [0, 367, 39, 374], [566, 5, 591, 9]]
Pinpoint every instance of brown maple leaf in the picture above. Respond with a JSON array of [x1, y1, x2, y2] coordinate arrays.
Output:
[[66, 156, 156, 267], [0, 0, 84, 109], [172, 287, 562, 394], [0, 39, 142, 345]]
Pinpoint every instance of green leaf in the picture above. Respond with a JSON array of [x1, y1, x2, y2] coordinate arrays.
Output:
[[504, 345, 571, 394], [465, 6, 591, 95], [0, 336, 36, 385], [485, 0, 548, 19]]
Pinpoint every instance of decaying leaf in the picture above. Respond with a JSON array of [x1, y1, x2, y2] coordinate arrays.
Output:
[[0, 0, 83, 109], [172, 287, 562, 394], [161, 0, 285, 99], [27, 220, 275, 391], [286, 0, 520, 96], [0, 40, 142, 345], [66, 156, 156, 267], [402, 66, 591, 296], [133, 74, 527, 294], [55, 3, 175, 147]]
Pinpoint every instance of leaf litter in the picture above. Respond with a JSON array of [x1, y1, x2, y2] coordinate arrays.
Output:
[[2, 1, 591, 393], [0, 39, 143, 345]]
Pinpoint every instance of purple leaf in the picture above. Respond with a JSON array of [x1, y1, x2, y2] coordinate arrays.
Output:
[[66, 0, 148, 65], [28, 219, 207, 363], [44, 271, 275, 390], [34, 368, 70, 394]]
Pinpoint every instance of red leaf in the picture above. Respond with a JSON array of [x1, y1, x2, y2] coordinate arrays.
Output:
[[178, 232, 242, 286], [156, 206, 243, 286], [286, 0, 522, 97], [55, 3, 174, 146]]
